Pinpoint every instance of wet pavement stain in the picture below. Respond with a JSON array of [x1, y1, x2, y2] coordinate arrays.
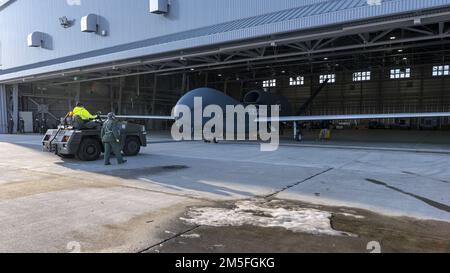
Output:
[[100, 165, 189, 179], [148, 199, 450, 253], [366, 178, 450, 213], [401, 171, 450, 184]]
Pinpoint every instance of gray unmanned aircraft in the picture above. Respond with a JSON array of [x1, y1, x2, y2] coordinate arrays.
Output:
[[114, 83, 450, 142]]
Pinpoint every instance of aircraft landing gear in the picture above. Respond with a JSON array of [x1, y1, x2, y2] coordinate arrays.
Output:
[[204, 137, 219, 144], [293, 121, 303, 142]]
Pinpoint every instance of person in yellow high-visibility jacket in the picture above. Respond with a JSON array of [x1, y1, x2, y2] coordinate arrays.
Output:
[[73, 102, 97, 120], [72, 102, 99, 129]]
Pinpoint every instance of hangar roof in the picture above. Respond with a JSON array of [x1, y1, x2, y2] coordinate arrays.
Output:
[[1, 0, 450, 82]]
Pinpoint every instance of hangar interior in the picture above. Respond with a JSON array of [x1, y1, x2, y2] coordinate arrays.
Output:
[[2, 9, 450, 135]]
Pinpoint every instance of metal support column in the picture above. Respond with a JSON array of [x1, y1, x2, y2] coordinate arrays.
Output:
[[293, 121, 297, 140], [181, 73, 186, 95], [75, 83, 81, 103], [118, 78, 124, 115], [151, 74, 158, 130], [12, 84, 19, 133], [0, 84, 7, 134], [151, 74, 158, 115]]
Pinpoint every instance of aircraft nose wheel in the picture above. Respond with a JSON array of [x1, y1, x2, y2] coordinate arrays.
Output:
[[204, 138, 219, 144]]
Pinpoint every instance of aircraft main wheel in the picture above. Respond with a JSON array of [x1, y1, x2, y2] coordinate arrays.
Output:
[[77, 138, 101, 161], [123, 136, 141, 156], [296, 133, 303, 142]]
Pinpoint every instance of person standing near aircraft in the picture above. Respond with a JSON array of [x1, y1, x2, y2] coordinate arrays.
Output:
[[101, 112, 127, 166]]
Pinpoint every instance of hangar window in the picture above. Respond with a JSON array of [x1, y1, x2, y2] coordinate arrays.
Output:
[[289, 76, 304, 86], [353, 71, 371, 82], [319, 74, 335, 83], [263, 79, 277, 88], [390, 68, 411, 79], [432, 65, 449, 76]]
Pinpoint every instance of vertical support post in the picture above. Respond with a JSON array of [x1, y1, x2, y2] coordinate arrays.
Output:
[[418, 66, 425, 129], [359, 77, 363, 114], [151, 74, 158, 130], [181, 73, 186, 94], [12, 84, 19, 133], [151, 74, 158, 115], [293, 121, 297, 140], [110, 79, 114, 112], [309, 75, 314, 115], [118, 77, 123, 115], [186, 74, 190, 91], [75, 82, 81, 103], [67, 87, 73, 112], [136, 75, 140, 97], [440, 68, 446, 129], [0, 84, 7, 134]]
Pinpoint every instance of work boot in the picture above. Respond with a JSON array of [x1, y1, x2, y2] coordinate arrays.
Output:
[[105, 162, 111, 166], [119, 160, 127, 165]]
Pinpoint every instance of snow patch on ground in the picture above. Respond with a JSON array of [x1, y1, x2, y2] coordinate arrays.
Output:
[[181, 199, 356, 237], [180, 233, 201, 239], [338, 213, 365, 219]]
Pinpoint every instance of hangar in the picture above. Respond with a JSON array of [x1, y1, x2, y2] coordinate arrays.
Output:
[[1, 0, 450, 135], [1, 0, 450, 254]]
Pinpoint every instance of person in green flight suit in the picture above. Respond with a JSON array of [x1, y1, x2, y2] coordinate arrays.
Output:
[[101, 112, 127, 166]]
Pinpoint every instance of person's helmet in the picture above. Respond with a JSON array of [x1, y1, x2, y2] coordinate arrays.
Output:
[[107, 112, 116, 120]]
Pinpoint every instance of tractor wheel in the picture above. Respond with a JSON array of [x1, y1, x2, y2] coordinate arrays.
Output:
[[77, 138, 102, 161], [123, 136, 141, 156]]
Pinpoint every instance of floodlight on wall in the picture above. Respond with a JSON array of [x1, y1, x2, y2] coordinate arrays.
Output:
[[27, 32, 44, 47], [81, 14, 99, 33], [59, 16, 74, 28], [149, 0, 169, 14]]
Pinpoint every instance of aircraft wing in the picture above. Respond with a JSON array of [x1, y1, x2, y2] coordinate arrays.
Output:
[[102, 115, 175, 120], [257, 112, 450, 122]]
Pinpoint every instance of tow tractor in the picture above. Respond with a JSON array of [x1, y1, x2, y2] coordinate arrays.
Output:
[[42, 114, 147, 161]]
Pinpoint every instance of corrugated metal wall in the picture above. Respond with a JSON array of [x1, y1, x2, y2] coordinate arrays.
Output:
[[0, 0, 318, 71], [2, 0, 450, 81]]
